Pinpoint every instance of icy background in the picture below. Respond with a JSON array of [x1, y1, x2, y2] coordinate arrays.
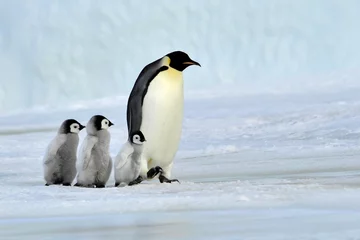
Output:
[[1, 0, 360, 112], [1, 1, 360, 239]]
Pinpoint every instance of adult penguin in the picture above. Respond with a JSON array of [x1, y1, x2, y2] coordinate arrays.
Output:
[[123, 51, 200, 184]]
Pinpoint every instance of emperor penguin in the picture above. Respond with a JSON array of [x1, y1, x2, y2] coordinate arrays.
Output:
[[75, 115, 114, 188], [43, 119, 85, 186], [114, 130, 150, 187], [121, 51, 200, 183]]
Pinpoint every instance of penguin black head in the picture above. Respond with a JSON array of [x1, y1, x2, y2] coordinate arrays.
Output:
[[59, 119, 85, 134], [166, 51, 201, 72], [89, 115, 114, 132], [130, 130, 146, 145]]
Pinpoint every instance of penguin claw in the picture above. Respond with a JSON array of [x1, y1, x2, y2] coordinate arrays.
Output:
[[168, 179, 180, 184], [147, 166, 163, 179], [74, 183, 95, 188], [159, 175, 180, 184], [128, 176, 143, 186]]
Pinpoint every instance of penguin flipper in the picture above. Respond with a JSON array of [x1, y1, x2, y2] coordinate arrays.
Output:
[[115, 141, 134, 170], [126, 58, 168, 135], [43, 135, 67, 165], [105, 156, 113, 179], [79, 135, 98, 170]]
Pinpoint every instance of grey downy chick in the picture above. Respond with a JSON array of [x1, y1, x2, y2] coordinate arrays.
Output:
[[114, 130, 149, 187], [43, 119, 85, 186], [75, 115, 114, 188]]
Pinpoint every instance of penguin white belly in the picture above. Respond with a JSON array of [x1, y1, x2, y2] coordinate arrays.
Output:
[[140, 68, 183, 172]]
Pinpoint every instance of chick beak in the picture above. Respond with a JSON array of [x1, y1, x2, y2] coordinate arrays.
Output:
[[109, 121, 114, 127], [183, 59, 201, 67], [79, 125, 86, 131]]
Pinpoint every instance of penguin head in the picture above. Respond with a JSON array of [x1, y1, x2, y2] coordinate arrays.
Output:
[[130, 130, 146, 145], [87, 115, 114, 135], [165, 51, 201, 72], [59, 119, 85, 134]]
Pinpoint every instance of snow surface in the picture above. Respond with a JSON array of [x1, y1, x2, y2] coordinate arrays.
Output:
[[1, 1, 360, 239], [1, 89, 360, 239]]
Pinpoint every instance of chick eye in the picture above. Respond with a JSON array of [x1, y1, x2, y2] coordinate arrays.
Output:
[[74, 126, 78, 128]]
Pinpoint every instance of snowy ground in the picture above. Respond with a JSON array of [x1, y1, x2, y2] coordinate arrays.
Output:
[[1, 89, 360, 239]]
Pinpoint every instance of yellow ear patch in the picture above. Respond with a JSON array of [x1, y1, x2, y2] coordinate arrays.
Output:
[[162, 56, 171, 66]]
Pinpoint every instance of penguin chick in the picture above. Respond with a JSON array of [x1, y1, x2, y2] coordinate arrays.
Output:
[[43, 119, 85, 186], [114, 130, 152, 187], [75, 115, 114, 188]]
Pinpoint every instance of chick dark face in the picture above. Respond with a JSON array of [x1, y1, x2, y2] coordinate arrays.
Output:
[[60, 119, 85, 134], [92, 115, 114, 131], [130, 130, 146, 145], [166, 51, 201, 72]]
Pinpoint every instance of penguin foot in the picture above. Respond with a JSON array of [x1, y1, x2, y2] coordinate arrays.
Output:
[[95, 184, 105, 188], [62, 183, 71, 186], [115, 182, 128, 187], [128, 176, 144, 186], [147, 166, 163, 179], [159, 175, 180, 184], [74, 183, 94, 188], [46, 181, 62, 186]]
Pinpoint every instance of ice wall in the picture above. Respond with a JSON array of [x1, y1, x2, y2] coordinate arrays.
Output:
[[1, 0, 360, 112]]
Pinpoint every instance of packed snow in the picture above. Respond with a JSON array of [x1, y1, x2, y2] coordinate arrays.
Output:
[[1, 89, 360, 239], [1, 1, 360, 239]]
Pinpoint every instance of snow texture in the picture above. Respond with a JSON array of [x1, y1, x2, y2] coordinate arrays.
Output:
[[1, 1, 360, 239], [1, 89, 360, 239]]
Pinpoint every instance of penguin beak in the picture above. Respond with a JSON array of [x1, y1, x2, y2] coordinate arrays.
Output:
[[183, 60, 201, 67], [109, 121, 114, 127], [79, 125, 85, 131]]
